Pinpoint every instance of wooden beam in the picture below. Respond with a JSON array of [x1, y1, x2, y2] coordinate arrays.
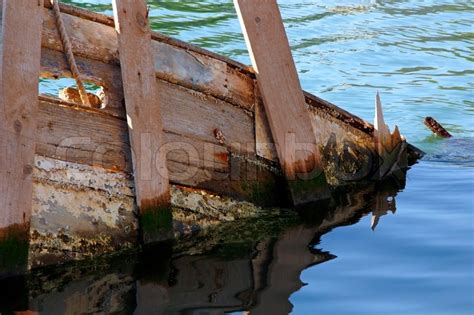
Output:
[[112, 0, 170, 243], [0, 0, 44, 273], [234, 0, 328, 204]]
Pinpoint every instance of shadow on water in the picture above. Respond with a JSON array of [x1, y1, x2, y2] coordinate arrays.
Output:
[[0, 176, 406, 315]]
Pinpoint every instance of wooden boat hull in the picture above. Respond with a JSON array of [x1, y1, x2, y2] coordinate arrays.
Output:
[[0, 3, 423, 270]]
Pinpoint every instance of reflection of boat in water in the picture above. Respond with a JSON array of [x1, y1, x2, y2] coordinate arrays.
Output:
[[0, 179, 402, 314]]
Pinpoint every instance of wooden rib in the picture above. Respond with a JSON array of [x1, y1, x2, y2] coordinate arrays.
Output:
[[112, 0, 170, 225], [0, 1, 44, 232], [234, 0, 327, 203]]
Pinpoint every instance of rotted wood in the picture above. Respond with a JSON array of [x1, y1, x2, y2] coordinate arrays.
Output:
[[112, 0, 170, 243], [424, 116, 452, 138], [0, 0, 44, 271], [40, 45, 380, 187]]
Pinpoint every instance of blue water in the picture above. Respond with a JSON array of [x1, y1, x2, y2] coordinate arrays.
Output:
[[28, 0, 474, 314], [293, 162, 474, 314]]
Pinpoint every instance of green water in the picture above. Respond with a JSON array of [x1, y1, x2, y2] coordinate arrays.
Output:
[[11, 0, 474, 314]]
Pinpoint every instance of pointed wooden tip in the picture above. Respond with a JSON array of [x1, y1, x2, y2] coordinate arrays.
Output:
[[374, 91, 385, 131], [391, 125, 402, 146], [374, 92, 392, 150]]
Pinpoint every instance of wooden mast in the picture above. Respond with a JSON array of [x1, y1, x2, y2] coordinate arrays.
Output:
[[0, 0, 44, 272], [234, 0, 328, 204], [112, 0, 171, 243]]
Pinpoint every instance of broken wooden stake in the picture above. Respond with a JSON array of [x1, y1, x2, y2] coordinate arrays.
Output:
[[0, 0, 44, 273], [373, 92, 407, 179], [424, 116, 452, 138], [234, 0, 328, 205], [112, 0, 171, 244]]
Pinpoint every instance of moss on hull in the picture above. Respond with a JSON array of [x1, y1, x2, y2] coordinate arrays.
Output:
[[140, 206, 173, 244], [0, 223, 30, 276]]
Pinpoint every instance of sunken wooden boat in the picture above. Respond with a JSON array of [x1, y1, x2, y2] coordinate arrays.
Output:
[[0, 2, 423, 271]]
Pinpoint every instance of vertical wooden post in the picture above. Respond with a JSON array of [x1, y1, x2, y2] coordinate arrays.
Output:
[[0, 0, 44, 273], [112, 0, 171, 243], [234, 0, 328, 204]]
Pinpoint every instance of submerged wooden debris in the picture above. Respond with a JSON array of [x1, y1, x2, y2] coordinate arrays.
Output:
[[424, 116, 452, 138]]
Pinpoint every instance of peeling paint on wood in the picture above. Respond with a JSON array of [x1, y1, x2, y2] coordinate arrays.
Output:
[[29, 156, 276, 267], [30, 156, 138, 267]]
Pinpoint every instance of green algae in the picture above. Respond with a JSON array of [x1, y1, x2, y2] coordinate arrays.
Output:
[[288, 172, 331, 205], [174, 209, 302, 258], [0, 228, 29, 276], [139, 205, 173, 244], [240, 178, 288, 207]]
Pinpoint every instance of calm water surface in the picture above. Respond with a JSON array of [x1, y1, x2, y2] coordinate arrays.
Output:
[[24, 0, 474, 314]]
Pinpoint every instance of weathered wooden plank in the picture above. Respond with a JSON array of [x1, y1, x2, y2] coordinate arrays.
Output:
[[34, 98, 284, 206], [234, 0, 328, 203], [36, 80, 253, 176], [112, 0, 172, 243], [424, 116, 452, 138], [234, 0, 320, 178], [0, 0, 44, 273]]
